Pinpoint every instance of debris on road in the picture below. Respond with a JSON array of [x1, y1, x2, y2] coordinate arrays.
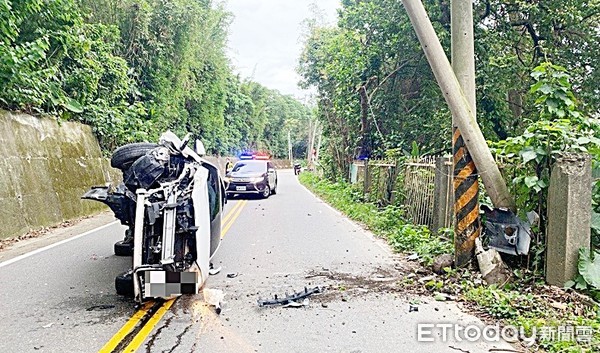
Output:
[[418, 275, 436, 283], [258, 286, 322, 307], [42, 323, 54, 328], [282, 299, 310, 308], [434, 292, 456, 302], [408, 304, 418, 312], [86, 304, 115, 311], [406, 253, 419, 261], [203, 288, 225, 314], [226, 273, 239, 278], [209, 266, 222, 276]]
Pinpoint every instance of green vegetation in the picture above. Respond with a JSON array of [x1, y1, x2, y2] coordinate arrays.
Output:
[[0, 0, 311, 156], [465, 284, 600, 352], [299, 172, 452, 264], [490, 63, 600, 275]]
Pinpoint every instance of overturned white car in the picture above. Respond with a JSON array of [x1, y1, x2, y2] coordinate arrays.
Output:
[[83, 132, 225, 304]]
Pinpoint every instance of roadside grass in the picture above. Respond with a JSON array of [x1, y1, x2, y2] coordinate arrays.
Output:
[[299, 172, 452, 265], [300, 172, 600, 352], [464, 284, 600, 352]]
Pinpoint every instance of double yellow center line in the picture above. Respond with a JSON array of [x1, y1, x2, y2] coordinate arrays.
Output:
[[221, 199, 247, 239], [99, 199, 247, 353]]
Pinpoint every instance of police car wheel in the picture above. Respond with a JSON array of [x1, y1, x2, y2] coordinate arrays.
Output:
[[261, 185, 270, 198]]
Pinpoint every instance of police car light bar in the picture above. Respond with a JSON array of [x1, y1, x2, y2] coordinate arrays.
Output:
[[238, 151, 271, 160]]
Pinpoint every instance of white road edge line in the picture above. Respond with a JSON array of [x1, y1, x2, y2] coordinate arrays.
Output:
[[297, 179, 392, 255], [0, 220, 120, 269]]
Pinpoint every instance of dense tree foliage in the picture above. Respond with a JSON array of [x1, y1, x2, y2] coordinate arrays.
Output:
[[299, 0, 600, 178], [0, 0, 311, 158]]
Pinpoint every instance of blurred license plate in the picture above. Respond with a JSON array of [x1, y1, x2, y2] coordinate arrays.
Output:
[[236, 186, 246, 191]]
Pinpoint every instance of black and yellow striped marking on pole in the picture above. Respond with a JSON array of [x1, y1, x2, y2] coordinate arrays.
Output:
[[453, 127, 481, 267]]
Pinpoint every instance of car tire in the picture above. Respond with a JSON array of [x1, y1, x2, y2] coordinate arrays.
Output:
[[261, 185, 270, 199], [110, 142, 158, 170], [271, 181, 277, 195], [114, 240, 133, 256], [115, 271, 134, 297]]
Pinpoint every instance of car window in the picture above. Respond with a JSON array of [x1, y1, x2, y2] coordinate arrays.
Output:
[[267, 162, 274, 170], [232, 161, 266, 173]]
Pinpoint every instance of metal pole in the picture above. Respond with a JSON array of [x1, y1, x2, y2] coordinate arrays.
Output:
[[401, 0, 516, 212], [452, 0, 481, 266]]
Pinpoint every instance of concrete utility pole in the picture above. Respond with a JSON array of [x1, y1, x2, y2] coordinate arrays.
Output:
[[315, 127, 322, 163], [451, 0, 482, 266], [288, 130, 293, 165], [307, 120, 314, 169], [307, 119, 319, 170], [401, 0, 516, 213]]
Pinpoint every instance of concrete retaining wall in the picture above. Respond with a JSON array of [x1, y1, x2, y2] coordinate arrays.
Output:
[[0, 110, 117, 239]]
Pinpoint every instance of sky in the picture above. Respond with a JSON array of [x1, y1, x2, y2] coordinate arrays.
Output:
[[224, 0, 341, 100]]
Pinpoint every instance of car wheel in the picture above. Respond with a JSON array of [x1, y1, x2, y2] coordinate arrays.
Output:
[[261, 185, 270, 199], [114, 240, 133, 256], [115, 271, 134, 297], [271, 181, 277, 195], [110, 142, 158, 170]]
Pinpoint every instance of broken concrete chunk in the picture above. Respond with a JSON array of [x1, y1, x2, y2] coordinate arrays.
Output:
[[475, 237, 511, 285]]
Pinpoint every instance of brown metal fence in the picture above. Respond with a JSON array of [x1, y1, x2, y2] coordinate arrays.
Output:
[[351, 156, 443, 228], [403, 156, 437, 227]]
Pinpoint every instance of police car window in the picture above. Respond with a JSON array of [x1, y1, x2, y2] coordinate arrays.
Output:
[[232, 162, 266, 173]]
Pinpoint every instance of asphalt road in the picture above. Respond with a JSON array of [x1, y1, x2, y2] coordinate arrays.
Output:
[[0, 170, 518, 353]]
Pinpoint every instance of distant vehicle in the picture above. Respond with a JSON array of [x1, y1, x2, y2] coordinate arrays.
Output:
[[225, 160, 277, 198]]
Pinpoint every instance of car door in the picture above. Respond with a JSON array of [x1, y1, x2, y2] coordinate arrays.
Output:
[[267, 162, 276, 188]]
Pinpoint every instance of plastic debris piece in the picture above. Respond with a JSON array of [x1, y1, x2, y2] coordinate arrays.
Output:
[[282, 299, 309, 308], [208, 266, 222, 275], [407, 253, 419, 261], [204, 288, 225, 314]]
